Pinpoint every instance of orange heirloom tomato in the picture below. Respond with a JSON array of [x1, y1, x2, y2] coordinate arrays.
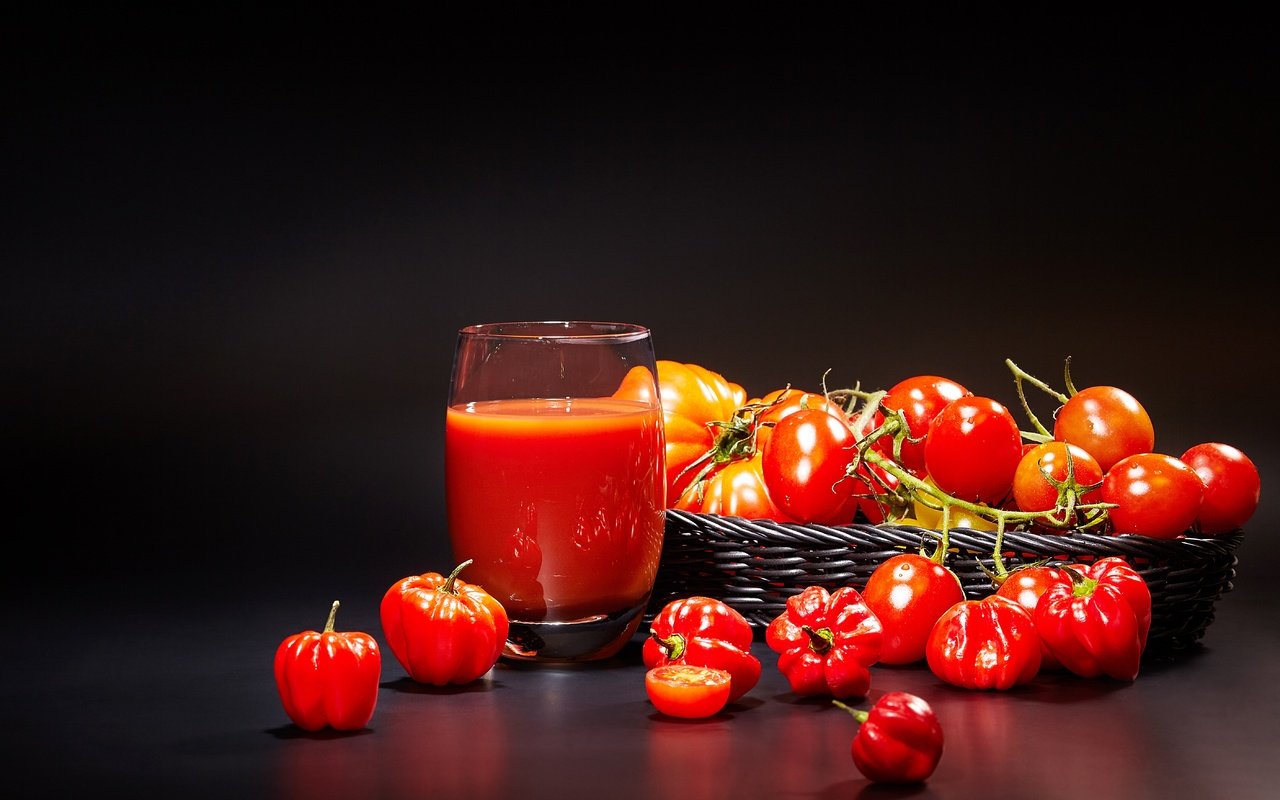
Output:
[[654, 361, 748, 503], [674, 454, 794, 522], [645, 665, 732, 719]]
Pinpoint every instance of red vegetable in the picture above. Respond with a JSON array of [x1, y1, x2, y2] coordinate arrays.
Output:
[[380, 559, 510, 686], [1181, 442, 1261, 535], [765, 585, 883, 698], [273, 600, 381, 732], [644, 665, 732, 719], [926, 595, 1041, 690], [1034, 556, 1153, 680], [862, 552, 965, 665], [1102, 452, 1203, 538], [993, 564, 1078, 670], [834, 692, 944, 784], [643, 595, 761, 703]]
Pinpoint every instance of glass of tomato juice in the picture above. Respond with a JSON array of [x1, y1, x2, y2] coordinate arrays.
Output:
[[445, 321, 666, 662]]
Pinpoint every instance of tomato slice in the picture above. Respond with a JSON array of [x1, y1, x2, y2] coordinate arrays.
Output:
[[644, 665, 732, 719]]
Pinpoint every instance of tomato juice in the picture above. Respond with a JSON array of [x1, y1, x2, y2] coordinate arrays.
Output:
[[445, 397, 666, 625]]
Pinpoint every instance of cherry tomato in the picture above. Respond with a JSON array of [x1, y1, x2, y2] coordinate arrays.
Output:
[[923, 396, 1023, 506], [874, 375, 970, 476], [644, 665, 732, 719], [762, 407, 859, 524], [751, 387, 840, 452], [994, 564, 1079, 669], [676, 454, 793, 522], [1180, 442, 1261, 536], [1101, 452, 1203, 538], [1053, 385, 1155, 473], [862, 552, 966, 665], [1012, 441, 1104, 523]]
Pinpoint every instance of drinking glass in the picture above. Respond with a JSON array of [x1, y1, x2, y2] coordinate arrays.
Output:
[[445, 321, 666, 662]]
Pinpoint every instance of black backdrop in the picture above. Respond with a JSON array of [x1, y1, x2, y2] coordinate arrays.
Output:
[[7, 20, 1278, 620]]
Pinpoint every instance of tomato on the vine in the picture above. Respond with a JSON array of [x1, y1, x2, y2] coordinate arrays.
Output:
[[1101, 452, 1203, 538], [1012, 441, 1104, 524], [752, 387, 840, 452], [874, 375, 970, 477], [862, 552, 966, 665], [762, 407, 860, 524], [675, 454, 793, 521], [923, 396, 1023, 506], [1053, 385, 1155, 473], [644, 665, 732, 719], [652, 361, 748, 502], [1180, 442, 1261, 536]]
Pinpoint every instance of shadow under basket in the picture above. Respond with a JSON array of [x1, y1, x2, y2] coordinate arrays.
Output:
[[647, 508, 1243, 659]]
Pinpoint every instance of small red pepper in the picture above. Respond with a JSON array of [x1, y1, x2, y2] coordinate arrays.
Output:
[[765, 585, 883, 698], [1034, 556, 1153, 681], [926, 595, 1041, 690], [643, 595, 761, 703], [273, 600, 381, 732], [380, 559, 510, 686], [834, 692, 944, 784]]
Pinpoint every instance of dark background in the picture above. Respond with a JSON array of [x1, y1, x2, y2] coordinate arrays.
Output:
[[5, 16, 1279, 798]]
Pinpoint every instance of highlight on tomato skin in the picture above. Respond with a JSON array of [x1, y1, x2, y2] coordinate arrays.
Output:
[[644, 665, 732, 719]]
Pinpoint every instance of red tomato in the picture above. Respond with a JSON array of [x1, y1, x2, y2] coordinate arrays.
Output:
[[762, 407, 859, 524], [644, 665, 732, 719], [862, 552, 966, 665], [923, 396, 1023, 505], [994, 565, 1079, 669], [1101, 453, 1203, 538], [874, 375, 970, 476], [675, 454, 793, 521], [1053, 385, 1155, 473], [751, 387, 840, 452], [1012, 441, 1104, 524], [1180, 442, 1261, 535], [926, 595, 1042, 690]]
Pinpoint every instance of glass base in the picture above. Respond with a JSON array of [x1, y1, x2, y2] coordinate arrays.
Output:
[[501, 600, 648, 662]]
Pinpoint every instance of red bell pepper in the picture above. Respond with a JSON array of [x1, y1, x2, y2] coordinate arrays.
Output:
[[273, 600, 381, 732], [1034, 556, 1153, 681], [926, 595, 1041, 690], [765, 585, 883, 698], [643, 595, 761, 703], [380, 559, 510, 686], [834, 692, 944, 784]]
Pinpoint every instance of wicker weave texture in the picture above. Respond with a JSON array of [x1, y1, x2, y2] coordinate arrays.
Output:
[[647, 509, 1242, 656]]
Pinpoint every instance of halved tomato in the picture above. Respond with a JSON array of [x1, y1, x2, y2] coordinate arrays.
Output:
[[644, 665, 732, 719]]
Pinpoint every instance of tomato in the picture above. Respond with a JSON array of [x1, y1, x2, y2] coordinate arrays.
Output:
[[923, 396, 1023, 506], [652, 361, 748, 503], [644, 665, 732, 719], [1180, 442, 1261, 535], [1101, 452, 1203, 538], [994, 564, 1079, 669], [762, 407, 860, 524], [862, 552, 966, 665], [926, 595, 1041, 690], [675, 454, 793, 521], [751, 387, 840, 452], [874, 375, 970, 477], [1011, 441, 1104, 525], [1053, 385, 1155, 473]]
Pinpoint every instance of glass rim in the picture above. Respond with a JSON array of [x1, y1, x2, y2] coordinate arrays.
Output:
[[458, 320, 652, 343]]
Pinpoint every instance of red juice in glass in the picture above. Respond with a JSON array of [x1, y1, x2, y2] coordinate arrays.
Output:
[[446, 396, 665, 659]]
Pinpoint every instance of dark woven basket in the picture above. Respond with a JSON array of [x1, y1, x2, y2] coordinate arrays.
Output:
[[646, 508, 1243, 657]]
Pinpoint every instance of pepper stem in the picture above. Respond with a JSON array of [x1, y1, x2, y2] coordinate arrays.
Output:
[[832, 699, 869, 724], [443, 559, 473, 594], [649, 631, 687, 661], [323, 600, 340, 633], [802, 625, 834, 655]]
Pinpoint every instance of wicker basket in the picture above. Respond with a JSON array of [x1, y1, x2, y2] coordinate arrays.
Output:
[[646, 508, 1243, 658]]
